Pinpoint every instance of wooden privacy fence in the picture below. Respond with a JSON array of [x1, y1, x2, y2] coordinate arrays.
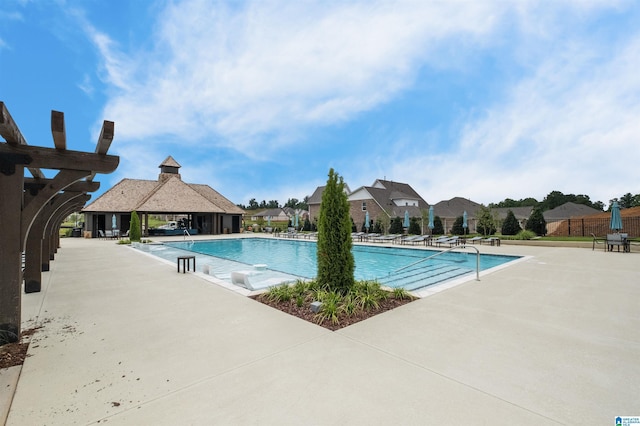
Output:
[[548, 216, 640, 238]]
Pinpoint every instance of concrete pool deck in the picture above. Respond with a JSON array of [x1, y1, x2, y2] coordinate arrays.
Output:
[[2, 235, 639, 425]]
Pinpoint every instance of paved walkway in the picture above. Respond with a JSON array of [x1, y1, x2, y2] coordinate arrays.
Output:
[[2, 237, 639, 425]]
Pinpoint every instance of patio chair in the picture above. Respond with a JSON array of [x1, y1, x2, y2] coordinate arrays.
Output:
[[98, 230, 106, 240], [466, 236, 483, 244]]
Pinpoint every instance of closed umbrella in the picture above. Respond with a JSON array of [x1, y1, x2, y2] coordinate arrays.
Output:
[[111, 214, 116, 230], [403, 210, 410, 228], [610, 201, 623, 231], [295, 213, 299, 228], [428, 206, 434, 231], [463, 210, 468, 235], [365, 211, 370, 231]]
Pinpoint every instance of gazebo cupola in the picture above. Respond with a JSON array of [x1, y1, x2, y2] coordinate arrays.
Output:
[[158, 155, 181, 182]]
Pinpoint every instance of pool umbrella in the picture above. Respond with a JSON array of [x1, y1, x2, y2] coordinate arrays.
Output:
[[428, 206, 434, 231], [610, 201, 623, 231], [267, 216, 271, 227], [365, 211, 370, 231], [403, 210, 410, 228], [111, 214, 116, 230], [463, 210, 468, 235], [295, 213, 299, 228]]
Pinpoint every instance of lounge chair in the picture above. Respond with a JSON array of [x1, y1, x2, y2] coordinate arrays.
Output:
[[466, 236, 483, 244], [481, 237, 500, 246], [98, 230, 106, 240], [435, 236, 459, 248]]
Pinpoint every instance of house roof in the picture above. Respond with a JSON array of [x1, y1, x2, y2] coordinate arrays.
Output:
[[543, 202, 601, 220], [572, 205, 640, 219], [83, 158, 243, 215], [350, 180, 429, 218], [253, 208, 286, 217], [432, 197, 483, 218], [493, 206, 534, 220]]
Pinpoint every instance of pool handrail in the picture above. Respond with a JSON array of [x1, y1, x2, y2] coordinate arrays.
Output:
[[391, 245, 481, 281], [183, 229, 194, 244]]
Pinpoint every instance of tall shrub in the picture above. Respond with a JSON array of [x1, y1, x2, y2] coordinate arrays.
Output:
[[130, 211, 141, 242], [317, 169, 354, 294], [501, 210, 522, 235], [408, 218, 421, 235], [432, 216, 444, 235], [476, 206, 497, 236], [526, 206, 547, 236], [389, 217, 404, 234], [451, 216, 465, 235]]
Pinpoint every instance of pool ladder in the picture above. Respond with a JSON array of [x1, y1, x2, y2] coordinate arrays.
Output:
[[390, 245, 481, 282], [183, 229, 195, 244]]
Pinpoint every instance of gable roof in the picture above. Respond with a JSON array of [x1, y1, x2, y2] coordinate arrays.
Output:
[[432, 197, 483, 218]]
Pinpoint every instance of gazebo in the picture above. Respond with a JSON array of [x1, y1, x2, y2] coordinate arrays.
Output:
[[82, 156, 244, 237]]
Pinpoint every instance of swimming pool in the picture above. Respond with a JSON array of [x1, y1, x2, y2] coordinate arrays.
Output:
[[161, 238, 521, 291]]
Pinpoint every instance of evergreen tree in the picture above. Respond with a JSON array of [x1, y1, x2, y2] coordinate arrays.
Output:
[[432, 216, 444, 235], [130, 211, 141, 242], [389, 217, 404, 234], [373, 219, 383, 234], [526, 206, 547, 236], [451, 216, 465, 235], [302, 217, 311, 231], [317, 169, 354, 294], [408, 218, 421, 235], [501, 210, 521, 235]]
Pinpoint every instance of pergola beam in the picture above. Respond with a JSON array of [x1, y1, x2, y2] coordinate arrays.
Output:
[[0, 143, 119, 172], [51, 110, 66, 150], [0, 101, 45, 179]]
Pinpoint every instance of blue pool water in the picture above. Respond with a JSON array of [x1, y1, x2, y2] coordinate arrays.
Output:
[[165, 238, 520, 291]]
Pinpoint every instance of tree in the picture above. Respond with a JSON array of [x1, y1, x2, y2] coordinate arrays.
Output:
[[451, 216, 465, 235], [317, 169, 354, 294], [432, 216, 444, 235], [501, 210, 521, 235], [408, 218, 421, 235], [129, 211, 141, 242], [389, 217, 403, 234], [526, 206, 547, 236], [248, 198, 259, 210], [476, 206, 497, 236]]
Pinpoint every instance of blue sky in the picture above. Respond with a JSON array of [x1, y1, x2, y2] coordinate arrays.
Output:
[[2, 0, 638, 208]]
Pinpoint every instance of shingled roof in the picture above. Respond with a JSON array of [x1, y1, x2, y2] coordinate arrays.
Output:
[[83, 157, 243, 214], [432, 197, 483, 218]]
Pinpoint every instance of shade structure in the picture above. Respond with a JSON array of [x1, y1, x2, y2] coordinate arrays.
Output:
[[403, 210, 410, 228], [364, 211, 370, 230], [428, 206, 434, 230], [610, 201, 623, 231], [111, 214, 116, 229], [463, 211, 468, 229]]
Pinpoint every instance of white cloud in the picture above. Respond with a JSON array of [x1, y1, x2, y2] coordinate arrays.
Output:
[[93, 0, 506, 149], [394, 28, 640, 205]]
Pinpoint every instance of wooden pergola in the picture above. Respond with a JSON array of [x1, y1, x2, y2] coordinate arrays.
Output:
[[0, 101, 119, 343]]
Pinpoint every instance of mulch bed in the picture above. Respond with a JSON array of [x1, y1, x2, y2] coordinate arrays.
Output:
[[0, 327, 40, 369], [253, 294, 415, 331]]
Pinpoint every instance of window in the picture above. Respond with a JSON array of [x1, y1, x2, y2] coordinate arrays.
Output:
[[362, 202, 367, 211]]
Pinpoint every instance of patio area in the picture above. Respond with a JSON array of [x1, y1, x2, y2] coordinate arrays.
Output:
[[2, 236, 638, 425]]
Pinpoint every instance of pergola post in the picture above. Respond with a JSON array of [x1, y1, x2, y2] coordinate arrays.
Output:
[[0, 164, 25, 342]]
